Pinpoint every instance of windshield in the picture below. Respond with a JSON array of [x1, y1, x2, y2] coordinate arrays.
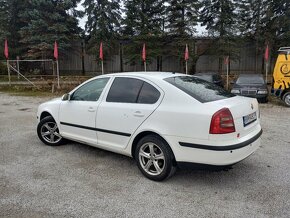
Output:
[[236, 76, 264, 84], [165, 76, 234, 103]]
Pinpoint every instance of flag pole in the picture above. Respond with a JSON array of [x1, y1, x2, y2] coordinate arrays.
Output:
[[142, 43, 146, 72], [226, 61, 229, 90], [17, 56, 20, 80], [265, 61, 268, 84], [185, 44, 189, 74], [54, 41, 60, 89], [4, 39, 10, 86], [56, 60, 60, 89], [264, 43, 269, 83], [7, 59, 10, 86], [224, 56, 229, 90], [99, 42, 104, 74]]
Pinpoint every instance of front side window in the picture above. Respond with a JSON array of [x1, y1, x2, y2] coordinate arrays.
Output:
[[165, 76, 234, 103], [107, 77, 160, 104], [71, 77, 110, 101]]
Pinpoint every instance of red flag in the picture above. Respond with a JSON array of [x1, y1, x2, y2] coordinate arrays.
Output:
[[54, 41, 58, 60], [264, 44, 269, 62], [184, 44, 189, 61], [4, 39, 8, 59], [99, 42, 103, 60], [224, 56, 229, 65], [142, 43, 146, 62]]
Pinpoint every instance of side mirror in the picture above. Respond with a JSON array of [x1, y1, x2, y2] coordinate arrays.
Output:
[[267, 82, 271, 85], [62, 93, 70, 101]]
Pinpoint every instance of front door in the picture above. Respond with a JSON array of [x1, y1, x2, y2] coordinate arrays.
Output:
[[59, 77, 110, 145]]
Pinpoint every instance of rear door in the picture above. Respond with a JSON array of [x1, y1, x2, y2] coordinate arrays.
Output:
[[96, 77, 163, 149]]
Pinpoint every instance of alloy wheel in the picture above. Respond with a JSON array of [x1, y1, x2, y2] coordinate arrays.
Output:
[[40, 121, 62, 144], [284, 93, 290, 106], [138, 142, 165, 176]]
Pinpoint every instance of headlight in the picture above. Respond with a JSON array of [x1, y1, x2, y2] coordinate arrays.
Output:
[[231, 89, 240, 94], [257, 90, 268, 94]]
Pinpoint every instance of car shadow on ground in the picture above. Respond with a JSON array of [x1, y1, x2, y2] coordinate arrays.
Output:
[[51, 140, 259, 186]]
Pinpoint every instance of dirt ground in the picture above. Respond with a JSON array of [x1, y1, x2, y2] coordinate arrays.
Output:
[[0, 92, 289, 218]]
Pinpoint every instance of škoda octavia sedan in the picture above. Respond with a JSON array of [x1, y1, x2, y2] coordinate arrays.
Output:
[[37, 72, 262, 181]]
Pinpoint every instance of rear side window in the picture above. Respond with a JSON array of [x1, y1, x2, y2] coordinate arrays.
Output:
[[165, 76, 234, 103], [107, 77, 160, 104], [137, 82, 160, 104]]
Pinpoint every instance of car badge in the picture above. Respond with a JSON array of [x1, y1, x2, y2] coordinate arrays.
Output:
[[251, 103, 254, 110]]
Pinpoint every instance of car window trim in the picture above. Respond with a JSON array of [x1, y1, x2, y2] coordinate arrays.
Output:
[[136, 81, 145, 103]]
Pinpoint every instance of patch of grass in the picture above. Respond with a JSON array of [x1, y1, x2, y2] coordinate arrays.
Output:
[[0, 85, 59, 97], [0, 75, 31, 82]]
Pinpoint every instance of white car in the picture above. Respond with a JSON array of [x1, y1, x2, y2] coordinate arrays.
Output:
[[37, 72, 262, 181]]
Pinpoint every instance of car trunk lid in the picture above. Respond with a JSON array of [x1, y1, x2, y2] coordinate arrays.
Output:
[[205, 96, 260, 141]]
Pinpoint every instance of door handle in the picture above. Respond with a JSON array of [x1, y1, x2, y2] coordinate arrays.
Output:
[[133, 111, 145, 117], [88, 107, 96, 112]]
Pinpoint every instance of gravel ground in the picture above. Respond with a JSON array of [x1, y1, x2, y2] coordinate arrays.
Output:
[[0, 92, 289, 218]]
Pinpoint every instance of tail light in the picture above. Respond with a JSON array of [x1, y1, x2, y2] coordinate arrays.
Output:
[[210, 108, 235, 134]]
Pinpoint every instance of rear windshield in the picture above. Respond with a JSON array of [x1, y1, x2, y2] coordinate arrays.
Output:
[[165, 76, 234, 103], [194, 74, 213, 82]]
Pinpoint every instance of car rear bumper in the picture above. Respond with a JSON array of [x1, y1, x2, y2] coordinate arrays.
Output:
[[179, 129, 262, 151], [166, 129, 262, 166]]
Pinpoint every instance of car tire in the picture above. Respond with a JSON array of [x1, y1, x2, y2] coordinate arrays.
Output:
[[37, 116, 65, 146], [282, 92, 290, 107], [260, 97, 268, 103], [135, 134, 176, 181]]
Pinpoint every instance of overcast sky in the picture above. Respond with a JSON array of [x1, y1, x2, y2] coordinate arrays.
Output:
[[77, 1, 87, 29]]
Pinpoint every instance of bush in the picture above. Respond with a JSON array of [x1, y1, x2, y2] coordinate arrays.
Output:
[[0, 62, 7, 75]]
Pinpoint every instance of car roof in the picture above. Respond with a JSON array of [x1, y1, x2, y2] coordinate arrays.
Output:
[[100, 71, 185, 80]]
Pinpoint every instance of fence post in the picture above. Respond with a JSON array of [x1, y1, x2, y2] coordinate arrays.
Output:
[[17, 56, 20, 79]]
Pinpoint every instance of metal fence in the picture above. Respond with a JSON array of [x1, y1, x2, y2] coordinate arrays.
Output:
[[1, 39, 274, 76], [56, 41, 273, 76]]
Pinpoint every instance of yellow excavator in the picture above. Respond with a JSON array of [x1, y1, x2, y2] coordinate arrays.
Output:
[[271, 47, 290, 106]]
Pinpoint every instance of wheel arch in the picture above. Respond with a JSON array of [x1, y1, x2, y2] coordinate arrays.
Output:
[[40, 111, 54, 121], [281, 88, 290, 99], [281, 89, 290, 107], [131, 131, 176, 165]]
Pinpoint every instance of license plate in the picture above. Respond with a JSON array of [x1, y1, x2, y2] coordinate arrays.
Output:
[[243, 112, 257, 127]]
